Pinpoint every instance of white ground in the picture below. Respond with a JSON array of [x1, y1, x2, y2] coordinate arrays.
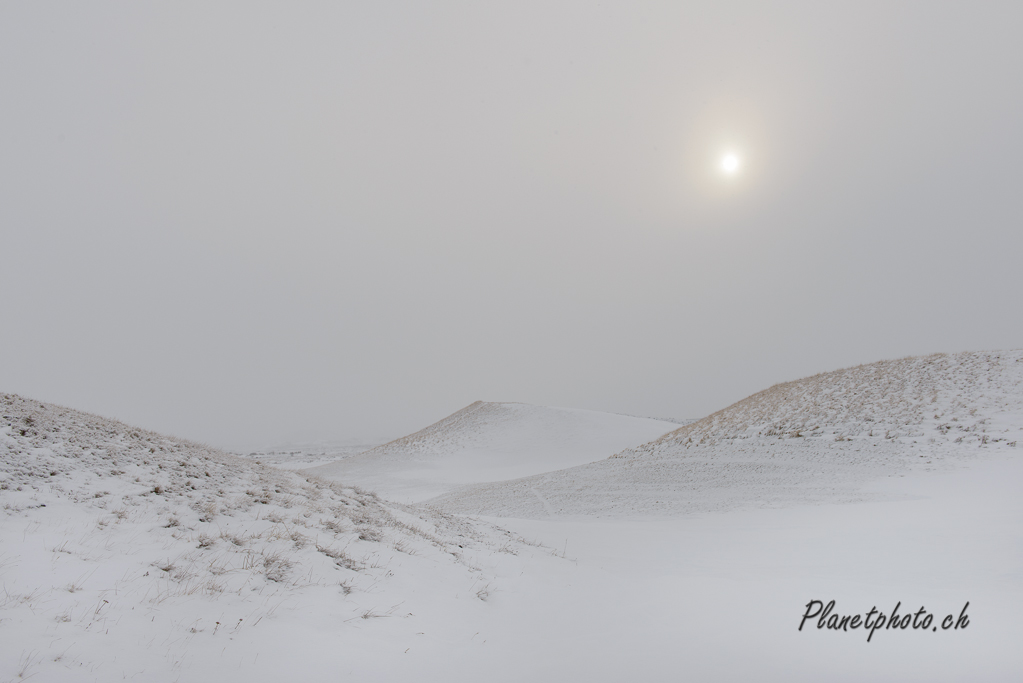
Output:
[[3, 350, 1022, 681], [475, 455, 1023, 682], [0, 394, 537, 682]]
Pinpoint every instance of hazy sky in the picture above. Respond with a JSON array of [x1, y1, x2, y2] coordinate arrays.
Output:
[[2, 2, 1022, 450]]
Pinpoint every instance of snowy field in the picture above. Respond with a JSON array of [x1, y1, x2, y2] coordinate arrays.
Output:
[[472, 454, 1023, 682], [238, 439, 381, 472], [2, 350, 1022, 681]]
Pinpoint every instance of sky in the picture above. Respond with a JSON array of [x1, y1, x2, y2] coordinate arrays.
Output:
[[2, 2, 1022, 450]]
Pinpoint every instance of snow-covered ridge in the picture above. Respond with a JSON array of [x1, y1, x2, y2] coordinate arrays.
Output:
[[0, 393, 530, 681], [371, 400, 504, 454], [305, 401, 677, 502], [433, 350, 1023, 518], [617, 349, 1023, 458], [355, 401, 676, 458]]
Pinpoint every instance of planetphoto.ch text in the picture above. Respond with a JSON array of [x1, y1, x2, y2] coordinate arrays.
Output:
[[799, 600, 970, 642]]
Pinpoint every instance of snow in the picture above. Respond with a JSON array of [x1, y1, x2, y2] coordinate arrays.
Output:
[[238, 439, 381, 471], [305, 401, 677, 503], [0, 394, 535, 682], [3, 349, 1022, 681], [434, 350, 1023, 517], [478, 453, 1023, 681]]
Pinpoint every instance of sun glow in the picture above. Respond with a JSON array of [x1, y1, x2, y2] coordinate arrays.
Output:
[[720, 153, 740, 175]]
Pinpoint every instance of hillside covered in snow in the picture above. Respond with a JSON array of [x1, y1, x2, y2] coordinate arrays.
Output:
[[434, 350, 1023, 517], [306, 401, 676, 502], [3, 353, 1022, 682], [0, 393, 542, 681]]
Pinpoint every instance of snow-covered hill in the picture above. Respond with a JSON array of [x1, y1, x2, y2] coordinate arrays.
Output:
[[0, 393, 538, 682], [305, 401, 677, 502], [625, 349, 1023, 454], [434, 350, 1023, 518], [3, 354, 1021, 682]]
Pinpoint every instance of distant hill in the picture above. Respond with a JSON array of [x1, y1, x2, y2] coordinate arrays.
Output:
[[433, 350, 1023, 518], [304, 401, 678, 502]]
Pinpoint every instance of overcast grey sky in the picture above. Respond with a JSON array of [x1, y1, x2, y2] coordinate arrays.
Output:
[[2, 2, 1021, 450]]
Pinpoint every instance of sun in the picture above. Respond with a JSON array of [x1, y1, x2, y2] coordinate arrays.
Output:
[[720, 153, 740, 175]]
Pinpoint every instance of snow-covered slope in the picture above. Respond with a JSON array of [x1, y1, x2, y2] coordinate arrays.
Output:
[[305, 401, 677, 502], [434, 350, 1023, 518], [0, 393, 534, 682], [625, 349, 1023, 453], [3, 360, 1021, 682]]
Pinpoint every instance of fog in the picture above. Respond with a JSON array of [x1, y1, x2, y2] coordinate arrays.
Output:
[[2, 2, 1021, 450]]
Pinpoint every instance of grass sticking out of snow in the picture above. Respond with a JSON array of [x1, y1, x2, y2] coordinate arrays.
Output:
[[0, 393, 543, 681]]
